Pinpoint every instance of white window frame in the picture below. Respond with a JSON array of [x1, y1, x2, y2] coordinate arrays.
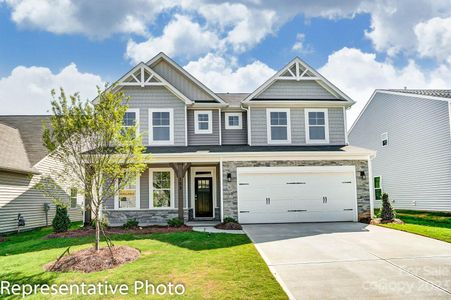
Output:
[[114, 174, 141, 210], [123, 108, 140, 134], [266, 108, 291, 144], [149, 168, 175, 209], [225, 112, 243, 130], [381, 132, 388, 147], [305, 108, 329, 144], [69, 188, 78, 209], [374, 176, 382, 201], [194, 110, 212, 134], [149, 108, 174, 145]]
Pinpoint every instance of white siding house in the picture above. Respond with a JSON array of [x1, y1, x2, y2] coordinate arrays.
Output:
[[349, 89, 451, 211]]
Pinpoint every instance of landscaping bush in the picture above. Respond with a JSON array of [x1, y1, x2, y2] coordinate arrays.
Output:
[[380, 193, 395, 221], [168, 217, 184, 227], [223, 216, 238, 224], [123, 218, 139, 229], [52, 205, 71, 233]]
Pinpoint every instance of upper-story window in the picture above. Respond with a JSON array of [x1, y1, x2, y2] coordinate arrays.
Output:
[[195, 111, 212, 134], [149, 109, 174, 145], [381, 132, 388, 147], [267, 108, 291, 144], [225, 112, 242, 129], [122, 109, 139, 135], [305, 108, 329, 144]]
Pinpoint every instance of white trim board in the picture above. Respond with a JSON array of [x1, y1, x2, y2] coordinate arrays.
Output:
[[305, 108, 330, 144], [149, 167, 175, 209], [148, 108, 174, 146], [190, 166, 217, 219], [224, 112, 243, 130], [114, 173, 141, 210], [194, 110, 213, 134], [266, 108, 292, 144]]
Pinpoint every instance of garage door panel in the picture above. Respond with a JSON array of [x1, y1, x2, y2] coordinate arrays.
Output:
[[237, 167, 357, 224]]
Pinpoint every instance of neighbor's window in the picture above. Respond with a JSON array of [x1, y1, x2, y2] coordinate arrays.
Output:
[[225, 113, 242, 129], [374, 176, 382, 200], [118, 176, 138, 209], [151, 170, 173, 208], [267, 109, 291, 143], [149, 109, 173, 144], [122, 109, 139, 135], [305, 109, 329, 143], [381, 132, 388, 147], [70, 188, 77, 208], [195, 111, 212, 134]]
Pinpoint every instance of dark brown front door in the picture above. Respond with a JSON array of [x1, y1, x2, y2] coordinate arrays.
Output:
[[195, 177, 213, 218]]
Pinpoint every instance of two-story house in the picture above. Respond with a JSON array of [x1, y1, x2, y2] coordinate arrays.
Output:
[[349, 89, 451, 212], [102, 53, 375, 225]]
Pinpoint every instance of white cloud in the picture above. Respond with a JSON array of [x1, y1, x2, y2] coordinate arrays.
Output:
[[0, 64, 103, 114], [415, 16, 451, 63], [319, 47, 451, 126], [125, 14, 221, 63], [292, 33, 313, 54], [184, 53, 275, 92]]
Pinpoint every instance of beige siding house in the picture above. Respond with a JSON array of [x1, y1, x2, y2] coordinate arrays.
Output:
[[0, 116, 83, 234]]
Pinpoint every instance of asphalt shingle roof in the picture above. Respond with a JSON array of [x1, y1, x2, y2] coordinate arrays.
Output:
[[387, 89, 451, 99], [216, 93, 250, 107]]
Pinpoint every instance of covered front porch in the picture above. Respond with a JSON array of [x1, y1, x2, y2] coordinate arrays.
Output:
[[103, 162, 223, 226]]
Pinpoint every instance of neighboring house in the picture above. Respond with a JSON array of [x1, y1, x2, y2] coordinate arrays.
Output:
[[349, 89, 451, 211], [0, 116, 83, 234], [100, 52, 375, 225]]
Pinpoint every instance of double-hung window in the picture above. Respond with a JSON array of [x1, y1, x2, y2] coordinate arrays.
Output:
[[225, 113, 242, 129], [116, 175, 140, 209], [267, 109, 291, 143], [150, 169, 174, 208], [122, 109, 139, 136], [374, 176, 382, 200], [305, 108, 329, 144], [194, 111, 212, 134], [70, 188, 77, 208], [149, 109, 173, 145]]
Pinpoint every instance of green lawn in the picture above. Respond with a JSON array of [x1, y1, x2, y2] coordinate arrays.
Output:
[[378, 210, 451, 243], [0, 224, 286, 299]]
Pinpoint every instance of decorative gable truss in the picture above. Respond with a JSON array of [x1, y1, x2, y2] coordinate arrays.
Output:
[[116, 63, 192, 104], [242, 57, 354, 104], [278, 60, 318, 81]]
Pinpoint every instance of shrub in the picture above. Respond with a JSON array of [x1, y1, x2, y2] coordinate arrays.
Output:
[[168, 217, 184, 227], [380, 193, 395, 221], [52, 205, 71, 233], [223, 216, 238, 224], [123, 218, 139, 229]]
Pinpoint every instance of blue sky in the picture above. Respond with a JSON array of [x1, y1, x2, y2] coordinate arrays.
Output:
[[1, 1, 450, 124]]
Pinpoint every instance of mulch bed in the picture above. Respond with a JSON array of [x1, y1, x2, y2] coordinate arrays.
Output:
[[370, 218, 405, 225], [215, 222, 243, 230], [45, 246, 140, 273], [47, 225, 192, 239]]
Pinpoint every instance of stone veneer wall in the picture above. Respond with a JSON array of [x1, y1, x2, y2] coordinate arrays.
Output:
[[104, 209, 189, 226], [222, 160, 370, 222]]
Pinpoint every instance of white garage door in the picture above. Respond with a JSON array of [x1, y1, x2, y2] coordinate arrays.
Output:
[[237, 166, 357, 224]]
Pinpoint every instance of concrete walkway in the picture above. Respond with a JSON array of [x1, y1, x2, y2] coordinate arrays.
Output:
[[243, 222, 451, 300], [192, 226, 245, 234]]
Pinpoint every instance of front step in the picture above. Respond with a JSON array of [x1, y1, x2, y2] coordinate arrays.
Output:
[[186, 220, 219, 227]]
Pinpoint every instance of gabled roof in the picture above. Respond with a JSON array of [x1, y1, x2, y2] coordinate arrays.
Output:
[[147, 52, 226, 104], [386, 89, 451, 99], [242, 57, 354, 104], [0, 116, 51, 173], [114, 62, 193, 105], [216, 93, 250, 107]]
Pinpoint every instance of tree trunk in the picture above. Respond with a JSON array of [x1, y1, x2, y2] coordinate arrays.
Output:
[[95, 218, 100, 251]]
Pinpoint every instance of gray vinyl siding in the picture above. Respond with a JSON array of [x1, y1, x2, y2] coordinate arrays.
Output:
[[250, 107, 346, 145], [221, 112, 248, 145], [255, 80, 337, 99], [187, 109, 220, 145], [349, 92, 451, 211], [122, 86, 186, 146], [152, 60, 214, 101], [0, 156, 82, 234]]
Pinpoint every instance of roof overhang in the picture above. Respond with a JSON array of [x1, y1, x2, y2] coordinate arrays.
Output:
[[0, 166, 40, 175], [244, 100, 352, 108]]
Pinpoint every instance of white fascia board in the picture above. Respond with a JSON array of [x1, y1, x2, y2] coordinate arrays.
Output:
[[189, 102, 228, 108], [243, 101, 352, 108], [146, 52, 226, 104], [377, 90, 451, 102]]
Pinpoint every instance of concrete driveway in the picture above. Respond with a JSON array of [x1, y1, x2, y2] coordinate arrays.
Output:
[[243, 222, 451, 300]]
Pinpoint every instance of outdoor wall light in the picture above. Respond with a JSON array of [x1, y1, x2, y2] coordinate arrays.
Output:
[[227, 173, 232, 182], [360, 171, 366, 180]]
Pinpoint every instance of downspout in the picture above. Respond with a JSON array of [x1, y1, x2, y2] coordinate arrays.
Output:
[[241, 104, 251, 145]]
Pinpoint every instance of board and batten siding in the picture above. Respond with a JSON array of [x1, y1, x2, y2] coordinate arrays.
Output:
[[349, 92, 451, 211], [221, 112, 248, 145], [250, 107, 346, 145], [123, 86, 186, 146], [152, 60, 214, 101], [0, 156, 83, 234], [187, 109, 220, 145], [255, 81, 337, 99]]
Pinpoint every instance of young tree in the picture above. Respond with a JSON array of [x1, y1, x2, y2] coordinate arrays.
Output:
[[43, 87, 146, 251], [380, 192, 395, 221]]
